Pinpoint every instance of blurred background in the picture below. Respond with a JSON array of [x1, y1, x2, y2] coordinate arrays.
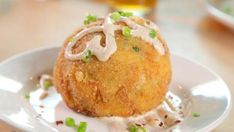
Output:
[[0, 0, 234, 131]]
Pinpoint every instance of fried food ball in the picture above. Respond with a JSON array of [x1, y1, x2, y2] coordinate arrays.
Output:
[[53, 17, 171, 117]]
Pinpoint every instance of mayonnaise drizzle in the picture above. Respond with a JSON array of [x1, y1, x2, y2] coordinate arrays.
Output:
[[122, 18, 164, 55], [100, 91, 186, 132], [65, 13, 165, 61]]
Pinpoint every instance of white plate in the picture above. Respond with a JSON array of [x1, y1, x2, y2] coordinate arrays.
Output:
[[0, 47, 231, 132], [205, 0, 234, 30]]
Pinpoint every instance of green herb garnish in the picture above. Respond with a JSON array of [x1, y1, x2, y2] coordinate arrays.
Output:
[[118, 11, 133, 17], [110, 12, 121, 21], [24, 93, 30, 100], [122, 26, 131, 38], [128, 124, 147, 132], [64, 118, 88, 132], [132, 46, 140, 52], [192, 112, 200, 117], [110, 11, 133, 21], [82, 50, 93, 63], [140, 126, 146, 132], [128, 124, 138, 132], [149, 29, 157, 38], [44, 80, 53, 90], [65, 117, 76, 127], [77, 122, 87, 132], [84, 15, 97, 25]]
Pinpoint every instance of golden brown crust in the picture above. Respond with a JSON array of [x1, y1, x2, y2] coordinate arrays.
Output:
[[53, 18, 171, 117]]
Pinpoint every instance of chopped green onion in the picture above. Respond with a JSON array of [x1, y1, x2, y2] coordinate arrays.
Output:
[[110, 11, 133, 22], [192, 112, 200, 117], [132, 46, 140, 52], [140, 126, 146, 132], [64, 118, 88, 132], [82, 50, 93, 63], [149, 29, 157, 38], [110, 12, 121, 21], [65, 117, 76, 127], [122, 26, 131, 38], [77, 122, 87, 132], [128, 124, 147, 132], [128, 124, 138, 132], [24, 93, 30, 100], [84, 15, 97, 25], [44, 80, 53, 90], [118, 11, 133, 17]]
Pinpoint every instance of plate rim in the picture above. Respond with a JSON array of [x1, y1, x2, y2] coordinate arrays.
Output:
[[172, 54, 232, 132], [0, 46, 232, 132], [204, 0, 234, 29]]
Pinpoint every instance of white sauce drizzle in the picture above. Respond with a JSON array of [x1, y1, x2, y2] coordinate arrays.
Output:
[[36, 74, 188, 131], [122, 18, 164, 55], [100, 92, 185, 132], [65, 13, 165, 61]]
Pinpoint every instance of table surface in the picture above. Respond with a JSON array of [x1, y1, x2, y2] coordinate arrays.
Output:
[[0, 0, 233, 131]]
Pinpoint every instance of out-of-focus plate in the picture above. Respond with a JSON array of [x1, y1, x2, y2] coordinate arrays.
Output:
[[205, 0, 234, 30], [0, 47, 232, 132]]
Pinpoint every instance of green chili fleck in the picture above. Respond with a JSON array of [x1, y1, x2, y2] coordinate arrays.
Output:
[[192, 112, 200, 117], [84, 15, 97, 25], [77, 122, 87, 132], [132, 46, 140, 52], [122, 26, 131, 38], [149, 29, 157, 38], [82, 50, 93, 63], [65, 117, 76, 127]]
